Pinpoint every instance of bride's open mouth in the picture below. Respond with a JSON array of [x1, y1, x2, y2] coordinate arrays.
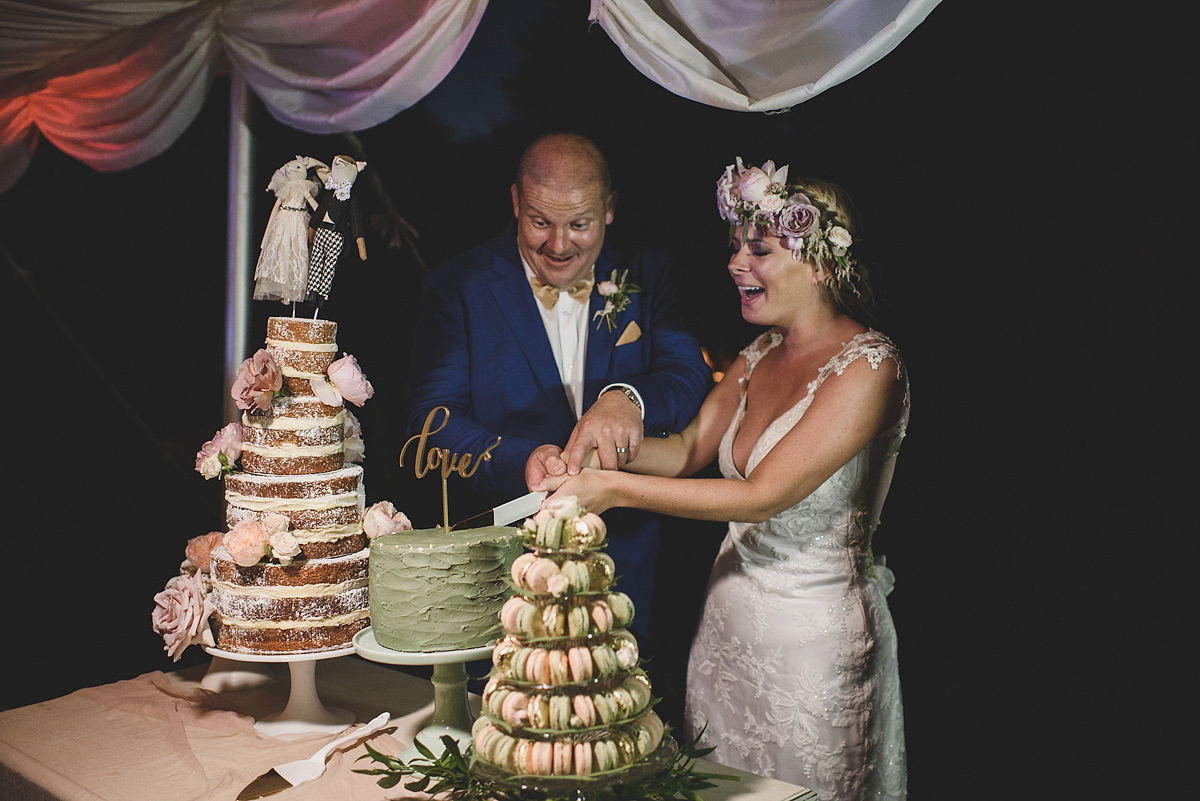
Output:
[[737, 285, 764, 301]]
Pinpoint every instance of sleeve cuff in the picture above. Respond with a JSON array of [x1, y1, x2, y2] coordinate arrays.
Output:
[[599, 382, 645, 420]]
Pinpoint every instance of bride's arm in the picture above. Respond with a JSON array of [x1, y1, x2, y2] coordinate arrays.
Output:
[[548, 357, 903, 522], [621, 354, 748, 478]]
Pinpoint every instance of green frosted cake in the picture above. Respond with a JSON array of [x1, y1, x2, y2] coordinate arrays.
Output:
[[368, 525, 522, 652]]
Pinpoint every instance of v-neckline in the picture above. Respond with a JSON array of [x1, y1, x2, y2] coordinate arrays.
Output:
[[728, 331, 870, 478]]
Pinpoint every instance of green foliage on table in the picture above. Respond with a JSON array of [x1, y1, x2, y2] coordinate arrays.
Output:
[[353, 728, 738, 801]]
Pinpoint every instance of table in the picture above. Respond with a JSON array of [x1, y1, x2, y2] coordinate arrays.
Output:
[[0, 655, 815, 801]]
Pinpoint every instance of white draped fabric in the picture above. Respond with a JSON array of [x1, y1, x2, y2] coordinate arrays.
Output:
[[0, 0, 940, 194], [590, 0, 941, 112], [0, 0, 490, 193]]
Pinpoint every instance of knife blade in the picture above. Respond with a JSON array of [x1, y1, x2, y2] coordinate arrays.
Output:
[[451, 490, 546, 530], [237, 712, 391, 799]]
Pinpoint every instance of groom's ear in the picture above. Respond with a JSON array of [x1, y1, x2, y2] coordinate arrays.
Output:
[[511, 183, 521, 218], [605, 190, 617, 224]]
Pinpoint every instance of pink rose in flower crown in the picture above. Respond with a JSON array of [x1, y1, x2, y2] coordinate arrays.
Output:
[[195, 422, 243, 479], [184, 531, 225, 574], [777, 195, 820, 239], [343, 409, 365, 463], [231, 349, 282, 412], [362, 500, 413, 540], [151, 572, 215, 662], [737, 167, 771, 203], [224, 520, 269, 567]]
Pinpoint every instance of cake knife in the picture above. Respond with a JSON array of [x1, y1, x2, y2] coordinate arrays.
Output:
[[237, 712, 391, 799], [451, 490, 546, 529]]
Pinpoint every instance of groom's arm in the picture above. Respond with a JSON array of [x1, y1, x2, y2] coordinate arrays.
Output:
[[406, 267, 541, 501], [562, 250, 710, 474]]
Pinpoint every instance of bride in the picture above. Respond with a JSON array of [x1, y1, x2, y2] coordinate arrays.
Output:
[[529, 159, 909, 799]]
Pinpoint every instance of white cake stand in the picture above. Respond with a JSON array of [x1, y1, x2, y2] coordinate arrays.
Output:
[[353, 626, 492, 761], [204, 644, 356, 736]]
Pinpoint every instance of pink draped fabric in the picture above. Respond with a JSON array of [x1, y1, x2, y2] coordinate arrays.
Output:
[[0, 0, 490, 193], [0, 0, 940, 194]]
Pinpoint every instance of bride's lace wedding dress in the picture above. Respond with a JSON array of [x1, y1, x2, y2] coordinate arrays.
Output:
[[684, 330, 909, 800]]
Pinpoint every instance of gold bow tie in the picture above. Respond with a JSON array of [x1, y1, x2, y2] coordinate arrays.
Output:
[[530, 273, 594, 310]]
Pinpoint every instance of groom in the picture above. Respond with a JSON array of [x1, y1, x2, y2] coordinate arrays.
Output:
[[405, 133, 710, 642]]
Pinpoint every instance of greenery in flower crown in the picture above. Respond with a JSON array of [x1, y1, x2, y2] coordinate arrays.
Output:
[[717, 158, 863, 297], [354, 728, 737, 801]]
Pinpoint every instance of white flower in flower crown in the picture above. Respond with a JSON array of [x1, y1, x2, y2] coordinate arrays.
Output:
[[757, 192, 785, 214], [737, 167, 772, 203], [827, 225, 853, 250]]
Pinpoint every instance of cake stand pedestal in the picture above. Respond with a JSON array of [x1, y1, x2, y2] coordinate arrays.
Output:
[[204, 645, 356, 736], [353, 626, 492, 761]]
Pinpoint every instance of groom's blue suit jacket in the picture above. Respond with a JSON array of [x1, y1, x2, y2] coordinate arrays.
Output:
[[407, 224, 710, 637]]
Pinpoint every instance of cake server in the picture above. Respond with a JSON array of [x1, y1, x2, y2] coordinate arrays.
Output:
[[451, 490, 546, 529], [237, 712, 390, 799]]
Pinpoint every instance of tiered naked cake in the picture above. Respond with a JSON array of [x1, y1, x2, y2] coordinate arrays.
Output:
[[471, 498, 666, 777], [207, 317, 372, 654]]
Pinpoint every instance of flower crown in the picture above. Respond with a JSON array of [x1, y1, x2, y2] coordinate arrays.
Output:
[[716, 158, 862, 295]]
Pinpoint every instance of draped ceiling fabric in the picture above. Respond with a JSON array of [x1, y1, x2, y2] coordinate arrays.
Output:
[[0, 0, 941, 195], [0, 0, 490, 194], [590, 0, 942, 112]]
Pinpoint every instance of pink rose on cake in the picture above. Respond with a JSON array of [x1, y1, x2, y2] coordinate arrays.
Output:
[[151, 572, 215, 661], [362, 500, 413, 539], [311, 353, 374, 408], [343, 409, 365, 463], [231, 349, 282, 412], [184, 531, 225, 574], [224, 520, 269, 567], [195, 423, 242, 479]]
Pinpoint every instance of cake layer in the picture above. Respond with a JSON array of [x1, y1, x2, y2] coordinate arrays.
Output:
[[209, 546, 370, 654], [369, 526, 522, 652], [241, 395, 346, 475], [265, 316, 338, 395], [225, 465, 364, 557]]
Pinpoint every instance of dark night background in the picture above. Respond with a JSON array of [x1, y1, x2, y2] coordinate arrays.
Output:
[[0, 2, 1183, 797]]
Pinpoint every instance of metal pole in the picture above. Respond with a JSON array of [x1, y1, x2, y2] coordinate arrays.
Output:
[[224, 70, 254, 425]]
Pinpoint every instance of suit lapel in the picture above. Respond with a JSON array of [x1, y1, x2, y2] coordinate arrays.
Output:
[[485, 251, 563, 393], [584, 259, 619, 403]]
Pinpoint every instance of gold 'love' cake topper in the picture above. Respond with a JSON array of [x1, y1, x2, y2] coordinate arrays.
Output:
[[399, 406, 501, 531]]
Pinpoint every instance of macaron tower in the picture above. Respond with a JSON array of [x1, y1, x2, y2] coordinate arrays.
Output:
[[472, 496, 666, 777]]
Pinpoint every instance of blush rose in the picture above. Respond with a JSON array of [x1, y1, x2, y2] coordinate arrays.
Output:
[[231, 349, 282, 412], [151, 572, 215, 661], [224, 520, 269, 567]]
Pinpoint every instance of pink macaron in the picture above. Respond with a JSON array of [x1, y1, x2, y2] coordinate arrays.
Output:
[[572, 693, 597, 727], [573, 741, 593, 775], [567, 645, 594, 682]]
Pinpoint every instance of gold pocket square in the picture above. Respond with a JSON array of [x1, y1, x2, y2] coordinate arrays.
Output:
[[616, 321, 642, 346]]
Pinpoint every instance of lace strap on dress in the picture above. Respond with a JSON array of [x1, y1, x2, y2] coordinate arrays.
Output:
[[738, 330, 783, 382]]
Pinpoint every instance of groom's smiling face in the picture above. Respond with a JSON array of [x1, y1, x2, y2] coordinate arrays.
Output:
[[511, 176, 616, 288]]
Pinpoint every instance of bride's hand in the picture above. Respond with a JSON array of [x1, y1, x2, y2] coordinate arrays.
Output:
[[544, 468, 613, 515]]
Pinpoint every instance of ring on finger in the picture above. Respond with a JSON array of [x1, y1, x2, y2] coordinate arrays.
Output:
[[615, 446, 628, 454]]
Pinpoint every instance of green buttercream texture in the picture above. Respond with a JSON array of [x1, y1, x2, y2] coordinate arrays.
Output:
[[369, 526, 522, 652]]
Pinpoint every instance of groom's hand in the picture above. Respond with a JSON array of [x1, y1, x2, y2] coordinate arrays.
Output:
[[564, 391, 642, 474], [526, 444, 569, 492]]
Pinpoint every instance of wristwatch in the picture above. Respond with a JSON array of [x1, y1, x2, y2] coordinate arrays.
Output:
[[600, 383, 644, 419]]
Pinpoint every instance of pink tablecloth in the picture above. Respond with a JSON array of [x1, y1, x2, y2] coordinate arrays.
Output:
[[0, 656, 813, 801]]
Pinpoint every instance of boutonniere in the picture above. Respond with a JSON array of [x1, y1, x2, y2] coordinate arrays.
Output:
[[593, 268, 640, 331]]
